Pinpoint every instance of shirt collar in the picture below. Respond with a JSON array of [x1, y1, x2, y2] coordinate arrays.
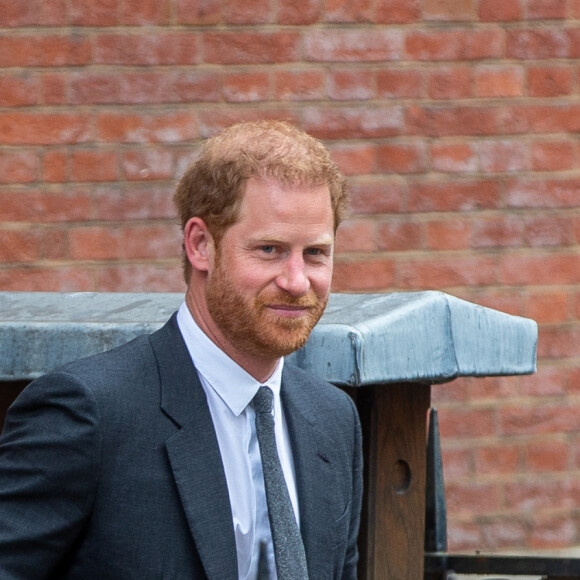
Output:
[[176, 302, 284, 416]]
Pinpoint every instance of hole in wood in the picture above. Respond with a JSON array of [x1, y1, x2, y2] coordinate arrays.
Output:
[[392, 459, 412, 494]]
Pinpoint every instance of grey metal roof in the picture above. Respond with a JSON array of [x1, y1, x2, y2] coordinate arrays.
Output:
[[0, 291, 537, 386]]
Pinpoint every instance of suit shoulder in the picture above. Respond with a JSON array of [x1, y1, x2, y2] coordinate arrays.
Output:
[[282, 361, 356, 412]]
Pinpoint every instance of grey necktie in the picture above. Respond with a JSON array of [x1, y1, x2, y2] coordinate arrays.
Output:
[[253, 386, 309, 580]]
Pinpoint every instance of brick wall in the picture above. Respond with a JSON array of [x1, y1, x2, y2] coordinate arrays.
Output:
[[1, 0, 580, 553]]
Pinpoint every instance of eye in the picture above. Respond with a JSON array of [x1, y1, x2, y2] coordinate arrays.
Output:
[[260, 245, 276, 254]]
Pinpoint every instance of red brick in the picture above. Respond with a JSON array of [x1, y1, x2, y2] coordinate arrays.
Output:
[[528, 66, 573, 97], [203, 31, 300, 65], [519, 366, 568, 397], [223, 72, 270, 102], [304, 29, 403, 62], [0, 189, 92, 222], [504, 478, 580, 511], [197, 109, 296, 139], [69, 226, 123, 260], [405, 105, 499, 137], [475, 445, 520, 476], [334, 219, 377, 253], [122, 149, 174, 181], [348, 179, 404, 214], [478, 0, 521, 21], [480, 518, 529, 550], [70, 0, 119, 26], [277, 0, 320, 24], [396, 255, 497, 289], [376, 219, 423, 251], [95, 264, 185, 292], [423, 0, 474, 21], [501, 253, 580, 286], [0, 73, 40, 107], [376, 142, 428, 174], [69, 72, 122, 105], [44, 150, 68, 183], [525, 0, 568, 19], [170, 71, 222, 103], [441, 447, 473, 480], [175, 0, 221, 24], [329, 143, 377, 176], [0, 267, 94, 292], [506, 177, 580, 208], [92, 186, 175, 221], [526, 440, 569, 472], [375, 0, 421, 23], [478, 140, 529, 173], [0, 113, 91, 145], [428, 66, 471, 99], [474, 65, 524, 98], [119, 72, 174, 105], [437, 407, 496, 438], [302, 106, 404, 139], [506, 28, 571, 59], [0, 35, 91, 67], [331, 258, 396, 291], [524, 215, 575, 247], [431, 142, 477, 173], [95, 33, 199, 66], [0, 150, 41, 184], [0, 230, 41, 262], [0, 0, 43, 26], [328, 69, 375, 100], [223, 0, 271, 24], [274, 70, 325, 101], [71, 150, 119, 183], [408, 179, 501, 212], [119, 0, 170, 24], [41, 73, 67, 105], [0, 0, 67, 26], [97, 112, 198, 144], [446, 482, 500, 515], [538, 326, 580, 359], [377, 69, 422, 98], [121, 224, 181, 259], [575, 0, 580, 17], [501, 403, 580, 436], [42, 228, 68, 260], [324, 0, 372, 22], [525, 291, 570, 324], [406, 29, 502, 61], [426, 219, 471, 250], [446, 521, 481, 552], [531, 140, 575, 171], [530, 515, 576, 550]]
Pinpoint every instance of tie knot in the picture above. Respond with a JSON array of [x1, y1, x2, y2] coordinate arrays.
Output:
[[253, 386, 273, 414]]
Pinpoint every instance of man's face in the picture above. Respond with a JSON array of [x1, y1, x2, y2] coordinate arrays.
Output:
[[205, 177, 335, 362]]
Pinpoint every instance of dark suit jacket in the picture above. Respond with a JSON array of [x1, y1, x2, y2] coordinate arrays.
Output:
[[0, 314, 362, 579]]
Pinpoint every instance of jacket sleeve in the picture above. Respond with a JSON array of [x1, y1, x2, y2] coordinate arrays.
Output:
[[0, 371, 101, 580], [342, 394, 363, 580]]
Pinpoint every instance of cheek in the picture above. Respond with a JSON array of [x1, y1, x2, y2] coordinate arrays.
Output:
[[310, 267, 333, 296]]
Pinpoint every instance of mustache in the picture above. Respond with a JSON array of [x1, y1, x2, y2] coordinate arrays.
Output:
[[257, 291, 323, 309]]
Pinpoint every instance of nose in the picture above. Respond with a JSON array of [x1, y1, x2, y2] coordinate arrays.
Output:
[[276, 253, 310, 297]]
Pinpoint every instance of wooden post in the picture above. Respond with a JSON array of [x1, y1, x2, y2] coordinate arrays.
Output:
[[356, 383, 431, 580]]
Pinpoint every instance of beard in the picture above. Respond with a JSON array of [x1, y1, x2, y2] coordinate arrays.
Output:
[[206, 257, 328, 361]]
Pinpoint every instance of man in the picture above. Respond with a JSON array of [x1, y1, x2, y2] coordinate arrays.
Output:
[[0, 121, 363, 579]]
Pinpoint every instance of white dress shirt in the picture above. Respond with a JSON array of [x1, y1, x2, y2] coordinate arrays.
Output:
[[176, 303, 300, 580]]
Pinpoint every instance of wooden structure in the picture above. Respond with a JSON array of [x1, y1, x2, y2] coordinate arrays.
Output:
[[0, 291, 538, 579]]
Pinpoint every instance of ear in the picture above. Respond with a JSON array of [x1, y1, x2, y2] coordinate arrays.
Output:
[[184, 217, 214, 273]]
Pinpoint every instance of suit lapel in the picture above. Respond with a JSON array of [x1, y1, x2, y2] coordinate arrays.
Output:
[[150, 315, 238, 580], [281, 365, 342, 579]]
